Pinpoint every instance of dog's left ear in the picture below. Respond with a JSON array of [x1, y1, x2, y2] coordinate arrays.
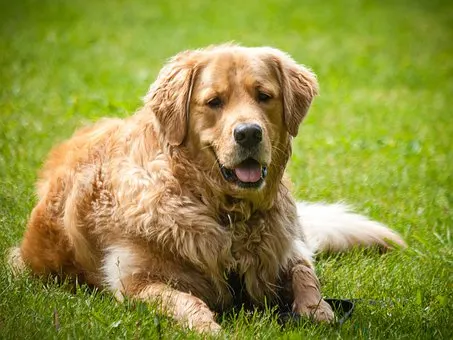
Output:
[[144, 50, 198, 146], [264, 48, 319, 137]]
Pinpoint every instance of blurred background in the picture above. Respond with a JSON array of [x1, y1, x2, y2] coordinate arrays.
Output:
[[1, 0, 451, 185]]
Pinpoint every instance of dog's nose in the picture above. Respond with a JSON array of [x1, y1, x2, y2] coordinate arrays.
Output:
[[234, 123, 263, 148]]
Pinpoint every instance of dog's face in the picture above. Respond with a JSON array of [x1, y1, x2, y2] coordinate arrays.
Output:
[[146, 45, 318, 197], [189, 50, 281, 190]]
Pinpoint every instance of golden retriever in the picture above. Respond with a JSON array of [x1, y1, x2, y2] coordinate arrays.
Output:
[[8, 44, 405, 333]]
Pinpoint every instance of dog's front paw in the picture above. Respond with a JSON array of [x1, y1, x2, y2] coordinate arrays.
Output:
[[192, 320, 222, 334], [203, 321, 222, 334], [184, 304, 222, 334], [293, 298, 335, 323]]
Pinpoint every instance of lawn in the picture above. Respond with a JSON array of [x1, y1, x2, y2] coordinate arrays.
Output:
[[0, 0, 452, 338]]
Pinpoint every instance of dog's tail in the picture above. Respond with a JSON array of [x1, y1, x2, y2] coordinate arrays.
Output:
[[297, 202, 406, 253]]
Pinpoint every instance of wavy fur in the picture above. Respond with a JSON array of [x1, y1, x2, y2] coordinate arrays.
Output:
[[8, 45, 404, 333]]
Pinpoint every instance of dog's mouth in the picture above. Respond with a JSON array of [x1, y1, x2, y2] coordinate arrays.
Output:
[[219, 158, 268, 189]]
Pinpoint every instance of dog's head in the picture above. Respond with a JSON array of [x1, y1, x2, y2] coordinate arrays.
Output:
[[145, 45, 318, 197]]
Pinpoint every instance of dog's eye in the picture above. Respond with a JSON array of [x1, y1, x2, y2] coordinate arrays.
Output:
[[206, 97, 223, 109], [257, 91, 272, 103]]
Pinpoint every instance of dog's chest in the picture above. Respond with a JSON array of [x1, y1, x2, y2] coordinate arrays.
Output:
[[225, 212, 287, 260], [222, 216, 267, 259], [214, 214, 291, 303]]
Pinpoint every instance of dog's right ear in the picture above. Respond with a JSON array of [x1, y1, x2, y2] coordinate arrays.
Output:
[[144, 51, 199, 146]]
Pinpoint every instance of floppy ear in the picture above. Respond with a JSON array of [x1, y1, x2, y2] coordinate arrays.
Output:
[[266, 49, 319, 137], [144, 51, 198, 146]]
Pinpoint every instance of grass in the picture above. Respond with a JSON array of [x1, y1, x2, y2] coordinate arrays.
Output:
[[0, 0, 452, 338]]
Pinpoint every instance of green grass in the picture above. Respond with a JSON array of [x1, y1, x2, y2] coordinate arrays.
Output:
[[1, 0, 452, 338]]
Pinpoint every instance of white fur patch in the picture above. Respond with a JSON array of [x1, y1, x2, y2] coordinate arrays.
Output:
[[102, 245, 140, 300], [292, 239, 314, 265], [297, 202, 406, 252]]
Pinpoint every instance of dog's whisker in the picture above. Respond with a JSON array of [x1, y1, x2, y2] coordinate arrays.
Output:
[[199, 145, 213, 151], [271, 144, 287, 157], [209, 162, 218, 175]]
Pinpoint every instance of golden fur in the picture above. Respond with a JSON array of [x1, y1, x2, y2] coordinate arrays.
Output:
[[8, 44, 405, 333]]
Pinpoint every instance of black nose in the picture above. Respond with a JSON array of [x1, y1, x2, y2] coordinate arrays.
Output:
[[234, 123, 263, 148]]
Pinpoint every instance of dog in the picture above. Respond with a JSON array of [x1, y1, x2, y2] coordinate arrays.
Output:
[[7, 44, 406, 333]]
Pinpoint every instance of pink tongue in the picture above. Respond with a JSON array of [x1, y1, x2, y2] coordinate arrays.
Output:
[[234, 165, 262, 183]]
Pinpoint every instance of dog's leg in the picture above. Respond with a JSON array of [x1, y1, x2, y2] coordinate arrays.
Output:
[[280, 240, 334, 322], [121, 279, 221, 334], [290, 263, 334, 322], [11, 199, 75, 276], [102, 245, 220, 333]]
